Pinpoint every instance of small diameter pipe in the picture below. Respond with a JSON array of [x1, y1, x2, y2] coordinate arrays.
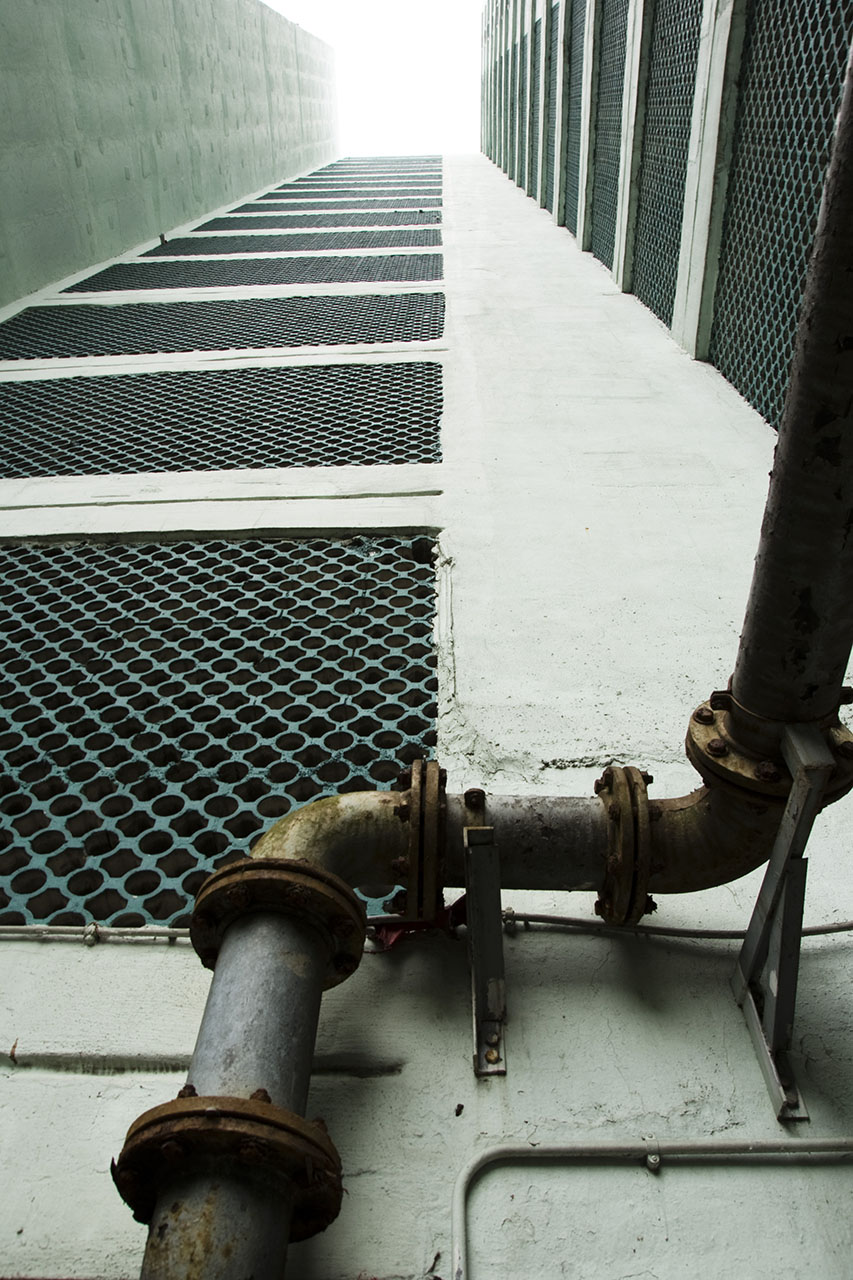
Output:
[[451, 1139, 853, 1280], [732, 40, 853, 740], [139, 912, 329, 1280]]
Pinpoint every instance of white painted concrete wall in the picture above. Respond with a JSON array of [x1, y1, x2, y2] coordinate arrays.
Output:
[[0, 0, 337, 308], [3, 156, 853, 1278]]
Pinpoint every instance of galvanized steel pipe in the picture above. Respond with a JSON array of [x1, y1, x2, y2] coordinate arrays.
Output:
[[732, 41, 853, 749]]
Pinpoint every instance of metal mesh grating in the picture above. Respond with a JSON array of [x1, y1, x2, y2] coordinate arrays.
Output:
[[530, 19, 542, 188], [0, 362, 443, 478], [198, 212, 443, 230], [519, 33, 529, 183], [590, 0, 630, 269], [545, 5, 560, 211], [0, 294, 446, 360], [214, 199, 443, 212], [144, 231, 443, 256], [708, 1, 853, 427], [631, 0, 703, 326], [564, 0, 586, 235], [0, 536, 437, 926], [65, 254, 444, 293], [261, 188, 441, 200], [510, 42, 519, 173]]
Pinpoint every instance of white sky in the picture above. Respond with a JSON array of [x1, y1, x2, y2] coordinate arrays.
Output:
[[262, 0, 483, 156]]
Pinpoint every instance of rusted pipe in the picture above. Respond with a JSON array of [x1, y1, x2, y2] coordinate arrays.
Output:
[[731, 40, 853, 753]]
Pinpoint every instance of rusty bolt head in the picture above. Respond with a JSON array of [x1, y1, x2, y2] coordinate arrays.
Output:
[[707, 737, 728, 757], [640, 770, 654, 786], [693, 706, 715, 725], [250, 1088, 271, 1104], [160, 1140, 184, 1164], [836, 739, 853, 760], [484, 1048, 500, 1065], [644, 896, 658, 915], [176, 1083, 197, 1099], [464, 787, 486, 810], [225, 884, 250, 911], [389, 889, 408, 913], [486, 1031, 500, 1046], [593, 897, 607, 918], [594, 768, 614, 794], [755, 760, 782, 783], [841, 687, 853, 706]]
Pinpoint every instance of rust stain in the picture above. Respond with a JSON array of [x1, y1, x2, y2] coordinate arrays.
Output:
[[9, 1038, 18, 1065]]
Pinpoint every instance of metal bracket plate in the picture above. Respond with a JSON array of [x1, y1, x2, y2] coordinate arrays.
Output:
[[731, 724, 835, 1121], [463, 825, 506, 1077]]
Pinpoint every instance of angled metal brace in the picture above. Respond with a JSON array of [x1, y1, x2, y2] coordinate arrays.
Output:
[[463, 825, 507, 1077], [731, 724, 835, 1121]]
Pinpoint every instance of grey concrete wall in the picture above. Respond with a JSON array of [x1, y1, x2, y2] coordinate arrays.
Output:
[[0, 0, 337, 307]]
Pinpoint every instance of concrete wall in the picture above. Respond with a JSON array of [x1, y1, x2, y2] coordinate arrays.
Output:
[[3, 154, 853, 1277], [0, 0, 337, 308]]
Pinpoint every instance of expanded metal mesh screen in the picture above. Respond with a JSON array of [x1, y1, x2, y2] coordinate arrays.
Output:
[[708, 2, 853, 427], [224, 199, 442, 212], [631, 0, 703, 326], [545, 5, 560, 211], [65, 254, 444, 293], [0, 536, 437, 926], [260, 189, 441, 201], [198, 212, 442, 230], [564, 0, 587, 235], [0, 294, 446, 360], [530, 19, 542, 189], [519, 33, 528, 183], [144, 231, 442, 256], [590, 0, 630, 269], [0, 362, 443, 478], [510, 40, 519, 175]]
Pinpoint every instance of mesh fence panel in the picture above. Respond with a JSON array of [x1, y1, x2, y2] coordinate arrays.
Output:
[[0, 294, 446, 360], [631, 0, 703, 326], [143, 231, 442, 256], [199, 212, 442, 230], [520, 33, 529, 183], [708, 1, 853, 427], [530, 19, 542, 188], [511, 41, 519, 175], [65, 254, 444, 293], [0, 362, 443, 478], [0, 536, 437, 926], [564, 0, 587, 235], [590, 0, 630, 269], [545, 5, 560, 211]]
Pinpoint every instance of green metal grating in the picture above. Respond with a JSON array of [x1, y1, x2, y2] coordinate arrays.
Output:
[[545, 5, 560, 211], [590, 0, 630, 270], [631, 0, 703, 326], [709, 0, 853, 427], [564, 0, 586, 235], [530, 19, 542, 189], [0, 537, 437, 927], [520, 33, 529, 183]]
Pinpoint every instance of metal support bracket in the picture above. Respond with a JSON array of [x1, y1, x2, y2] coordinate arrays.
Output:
[[463, 825, 507, 1077], [731, 724, 835, 1121]]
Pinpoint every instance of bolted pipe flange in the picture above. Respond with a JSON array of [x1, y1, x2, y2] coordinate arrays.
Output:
[[594, 766, 653, 925], [111, 1094, 342, 1241], [397, 758, 447, 921], [191, 858, 366, 987], [686, 700, 853, 804]]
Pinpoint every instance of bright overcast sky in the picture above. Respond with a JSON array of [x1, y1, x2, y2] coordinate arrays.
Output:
[[262, 0, 483, 156]]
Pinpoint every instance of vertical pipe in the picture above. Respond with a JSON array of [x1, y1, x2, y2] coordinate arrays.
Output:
[[731, 41, 853, 738], [139, 913, 329, 1280]]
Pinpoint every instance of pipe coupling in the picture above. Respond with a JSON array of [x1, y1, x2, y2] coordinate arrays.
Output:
[[191, 858, 366, 986], [686, 693, 853, 803], [593, 766, 656, 924], [111, 1094, 342, 1240]]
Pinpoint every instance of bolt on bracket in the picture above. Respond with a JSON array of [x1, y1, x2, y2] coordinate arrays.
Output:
[[463, 824, 506, 1077], [731, 723, 835, 1121]]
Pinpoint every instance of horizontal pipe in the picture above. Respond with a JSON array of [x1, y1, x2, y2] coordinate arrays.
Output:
[[452, 1138, 853, 1280]]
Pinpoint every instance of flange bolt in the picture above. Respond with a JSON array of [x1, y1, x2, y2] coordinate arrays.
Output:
[[707, 737, 728, 757], [693, 706, 715, 725]]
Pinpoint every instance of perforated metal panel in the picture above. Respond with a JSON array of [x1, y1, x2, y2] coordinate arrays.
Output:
[[262, 188, 441, 200], [0, 294, 446, 360], [227, 199, 442, 211], [510, 40, 519, 173], [0, 362, 443, 478], [519, 33, 529, 182], [631, 0, 703, 326], [545, 4, 560, 211], [144, 231, 443, 256], [198, 212, 443, 230], [564, 0, 586, 235], [589, 0, 629, 269], [709, 1, 853, 427], [530, 19, 542, 189], [0, 536, 437, 926], [65, 254, 444, 293]]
